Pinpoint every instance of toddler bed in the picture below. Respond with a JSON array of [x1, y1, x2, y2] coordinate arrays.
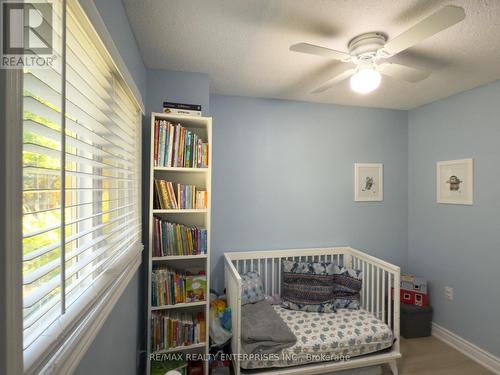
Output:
[[224, 247, 401, 375]]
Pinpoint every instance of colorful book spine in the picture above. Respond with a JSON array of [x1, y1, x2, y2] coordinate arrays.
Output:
[[153, 120, 209, 168], [163, 101, 202, 111], [154, 121, 159, 167], [154, 181, 184, 209], [152, 218, 207, 257], [195, 191, 208, 209], [151, 311, 205, 351]]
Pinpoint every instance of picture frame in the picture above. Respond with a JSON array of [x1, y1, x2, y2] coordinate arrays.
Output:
[[354, 163, 383, 202], [436, 158, 473, 205]]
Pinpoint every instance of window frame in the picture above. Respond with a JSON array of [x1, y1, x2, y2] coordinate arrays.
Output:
[[2, 0, 145, 373], [2, 67, 24, 375]]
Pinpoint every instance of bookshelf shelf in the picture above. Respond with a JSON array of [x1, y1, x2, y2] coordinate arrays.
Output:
[[152, 209, 208, 214], [152, 255, 207, 261], [148, 113, 212, 375], [151, 301, 207, 311], [154, 167, 208, 173], [151, 112, 208, 128], [152, 342, 207, 355]]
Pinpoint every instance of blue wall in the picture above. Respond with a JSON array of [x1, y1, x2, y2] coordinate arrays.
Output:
[[210, 95, 409, 292], [408, 80, 500, 357], [146, 70, 210, 115], [73, 273, 141, 375]]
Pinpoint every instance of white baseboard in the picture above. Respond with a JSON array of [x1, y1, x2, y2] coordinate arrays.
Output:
[[432, 322, 500, 374], [335, 365, 382, 375]]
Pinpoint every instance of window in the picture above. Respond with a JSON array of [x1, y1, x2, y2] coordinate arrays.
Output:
[[21, 1, 142, 371]]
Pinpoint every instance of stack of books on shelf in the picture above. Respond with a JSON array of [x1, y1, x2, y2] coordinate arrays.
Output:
[[153, 219, 207, 257], [154, 120, 209, 168], [154, 180, 208, 210], [163, 101, 202, 117], [152, 266, 206, 306], [151, 311, 206, 351]]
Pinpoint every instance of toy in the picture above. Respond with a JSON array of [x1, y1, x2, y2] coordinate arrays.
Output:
[[400, 274, 428, 307], [220, 307, 231, 331], [210, 299, 226, 314]]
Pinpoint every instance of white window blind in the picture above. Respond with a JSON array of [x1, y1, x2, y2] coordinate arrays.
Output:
[[21, 0, 142, 371]]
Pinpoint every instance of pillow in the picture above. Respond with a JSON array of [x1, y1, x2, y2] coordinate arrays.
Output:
[[241, 272, 265, 305], [281, 259, 336, 313], [332, 265, 363, 309]]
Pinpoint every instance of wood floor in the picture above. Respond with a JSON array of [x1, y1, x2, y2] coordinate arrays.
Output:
[[381, 336, 494, 375]]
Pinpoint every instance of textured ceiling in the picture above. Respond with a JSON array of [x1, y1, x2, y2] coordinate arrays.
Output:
[[123, 0, 500, 110]]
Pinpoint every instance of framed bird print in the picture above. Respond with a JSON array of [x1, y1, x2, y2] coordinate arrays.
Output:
[[437, 158, 473, 205], [354, 163, 383, 202]]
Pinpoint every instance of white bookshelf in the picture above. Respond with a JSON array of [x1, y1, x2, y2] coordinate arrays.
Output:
[[147, 112, 212, 375], [151, 301, 207, 311]]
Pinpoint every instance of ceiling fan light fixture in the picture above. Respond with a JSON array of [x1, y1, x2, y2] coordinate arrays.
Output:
[[350, 67, 381, 94]]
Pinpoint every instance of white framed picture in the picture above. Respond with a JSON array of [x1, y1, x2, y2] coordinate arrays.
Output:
[[437, 158, 473, 205], [354, 163, 383, 202]]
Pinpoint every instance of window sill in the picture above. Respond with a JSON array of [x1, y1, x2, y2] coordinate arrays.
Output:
[[24, 242, 143, 375]]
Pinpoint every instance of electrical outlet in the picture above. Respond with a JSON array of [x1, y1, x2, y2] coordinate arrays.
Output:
[[445, 286, 454, 301]]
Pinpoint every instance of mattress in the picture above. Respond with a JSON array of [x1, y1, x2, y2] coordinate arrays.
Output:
[[240, 306, 393, 370]]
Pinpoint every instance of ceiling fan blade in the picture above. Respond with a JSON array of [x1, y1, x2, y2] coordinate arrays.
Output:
[[290, 42, 350, 60], [382, 6, 465, 56], [378, 62, 431, 82], [312, 68, 356, 93]]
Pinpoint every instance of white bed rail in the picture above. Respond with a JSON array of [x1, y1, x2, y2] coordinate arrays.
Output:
[[224, 253, 242, 369], [224, 247, 401, 375]]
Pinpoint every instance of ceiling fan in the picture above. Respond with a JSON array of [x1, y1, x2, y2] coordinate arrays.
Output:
[[289, 6, 465, 94]]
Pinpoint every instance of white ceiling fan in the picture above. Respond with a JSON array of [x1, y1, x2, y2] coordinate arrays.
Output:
[[290, 6, 465, 94]]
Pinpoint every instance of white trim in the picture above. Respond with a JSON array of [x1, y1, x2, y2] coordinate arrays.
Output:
[[1, 68, 24, 375], [432, 322, 500, 374], [77, 0, 145, 113]]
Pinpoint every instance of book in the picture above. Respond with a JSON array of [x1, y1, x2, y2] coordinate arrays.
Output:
[[195, 191, 208, 209], [154, 121, 159, 167], [173, 124, 180, 167], [158, 121, 164, 166], [166, 182, 178, 209], [163, 107, 202, 117], [185, 274, 206, 303], [163, 101, 202, 111], [159, 180, 171, 209]]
